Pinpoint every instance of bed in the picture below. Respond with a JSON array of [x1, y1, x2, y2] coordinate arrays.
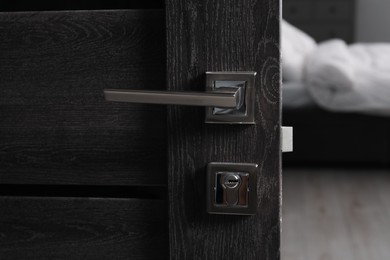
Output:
[[282, 20, 390, 167]]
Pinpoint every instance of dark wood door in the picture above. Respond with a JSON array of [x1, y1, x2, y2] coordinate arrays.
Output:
[[0, 1, 280, 259]]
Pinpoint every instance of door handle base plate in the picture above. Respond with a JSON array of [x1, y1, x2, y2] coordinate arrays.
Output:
[[205, 72, 256, 124]]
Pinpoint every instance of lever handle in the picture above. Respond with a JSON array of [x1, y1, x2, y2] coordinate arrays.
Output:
[[104, 87, 243, 109], [103, 71, 256, 124]]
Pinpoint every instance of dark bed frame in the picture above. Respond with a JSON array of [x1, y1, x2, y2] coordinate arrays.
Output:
[[283, 107, 390, 167]]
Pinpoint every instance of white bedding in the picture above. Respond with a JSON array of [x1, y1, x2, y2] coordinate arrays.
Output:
[[282, 20, 390, 114], [283, 82, 315, 108], [306, 40, 390, 113], [282, 20, 317, 83]]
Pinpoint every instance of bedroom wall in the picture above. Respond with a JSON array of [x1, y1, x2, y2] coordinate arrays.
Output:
[[356, 0, 390, 42]]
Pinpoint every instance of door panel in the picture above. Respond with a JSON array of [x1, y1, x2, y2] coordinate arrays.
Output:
[[0, 197, 168, 259], [0, 10, 166, 186], [0, 1, 281, 259], [166, 0, 281, 259]]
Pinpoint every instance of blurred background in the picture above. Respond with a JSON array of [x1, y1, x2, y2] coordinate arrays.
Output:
[[282, 0, 390, 259]]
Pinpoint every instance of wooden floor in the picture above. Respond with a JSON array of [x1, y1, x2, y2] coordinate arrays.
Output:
[[282, 168, 390, 260]]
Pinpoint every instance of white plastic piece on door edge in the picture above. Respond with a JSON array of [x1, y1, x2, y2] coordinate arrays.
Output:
[[281, 127, 293, 152]]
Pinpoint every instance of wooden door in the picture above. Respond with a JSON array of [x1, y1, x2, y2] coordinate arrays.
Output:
[[0, 1, 280, 259], [166, 1, 281, 259]]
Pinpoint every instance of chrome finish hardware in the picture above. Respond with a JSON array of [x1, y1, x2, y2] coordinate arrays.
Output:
[[219, 173, 247, 206], [104, 87, 243, 109], [207, 162, 258, 215], [205, 72, 256, 124], [104, 72, 256, 124]]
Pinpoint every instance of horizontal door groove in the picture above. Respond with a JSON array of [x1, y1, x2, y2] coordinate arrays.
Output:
[[0, 184, 167, 199]]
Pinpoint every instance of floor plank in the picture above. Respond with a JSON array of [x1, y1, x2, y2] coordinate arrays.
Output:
[[282, 168, 390, 260]]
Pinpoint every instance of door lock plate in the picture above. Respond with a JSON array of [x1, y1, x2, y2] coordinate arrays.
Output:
[[207, 162, 258, 215], [205, 72, 256, 124]]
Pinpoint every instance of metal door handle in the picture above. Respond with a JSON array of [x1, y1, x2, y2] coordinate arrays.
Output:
[[104, 71, 256, 124], [104, 87, 243, 109]]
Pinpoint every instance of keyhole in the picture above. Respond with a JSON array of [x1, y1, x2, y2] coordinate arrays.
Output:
[[223, 174, 241, 189]]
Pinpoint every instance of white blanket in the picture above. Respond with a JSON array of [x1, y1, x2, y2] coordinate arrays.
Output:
[[283, 20, 390, 114], [305, 40, 390, 113], [282, 20, 317, 82]]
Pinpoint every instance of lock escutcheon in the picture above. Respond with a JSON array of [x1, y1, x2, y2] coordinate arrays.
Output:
[[207, 162, 258, 215]]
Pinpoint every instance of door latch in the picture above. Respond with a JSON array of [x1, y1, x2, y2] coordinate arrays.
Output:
[[281, 126, 293, 152]]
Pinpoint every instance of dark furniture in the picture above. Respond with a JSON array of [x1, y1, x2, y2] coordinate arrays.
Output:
[[283, 107, 390, 167], [283, 0, 355, 42]]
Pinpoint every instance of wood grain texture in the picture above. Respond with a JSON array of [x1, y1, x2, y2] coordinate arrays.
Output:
[[0, 0, 164, 12], [0, 197, 168, 259], [0, 10, 167, 185], [282, 169, 390, 260], [166, 1, 280, 259]]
